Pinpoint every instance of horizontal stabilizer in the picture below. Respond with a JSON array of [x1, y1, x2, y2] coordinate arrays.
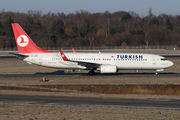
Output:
[[9, 52, 29, 57]]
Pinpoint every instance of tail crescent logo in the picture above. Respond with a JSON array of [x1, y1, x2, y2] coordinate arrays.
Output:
[[17, 35, 29, 47]]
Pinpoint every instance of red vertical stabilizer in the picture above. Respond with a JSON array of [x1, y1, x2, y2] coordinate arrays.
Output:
[[12, 23, 53, 54]]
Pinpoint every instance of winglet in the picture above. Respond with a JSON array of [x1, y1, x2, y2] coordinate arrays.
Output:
[[59, 49, 69, 61], [72, 48, 76, 53]]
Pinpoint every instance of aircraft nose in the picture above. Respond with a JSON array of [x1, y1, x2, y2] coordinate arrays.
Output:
[[168, 61, 174, 67]]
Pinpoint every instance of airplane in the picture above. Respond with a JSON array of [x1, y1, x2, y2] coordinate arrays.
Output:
[[11, 23, 174, 75]]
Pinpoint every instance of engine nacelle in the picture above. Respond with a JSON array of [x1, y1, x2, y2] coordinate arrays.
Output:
[[100, 65, 117, 73]]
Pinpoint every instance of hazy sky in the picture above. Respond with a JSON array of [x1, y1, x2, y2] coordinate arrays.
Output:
[[1, 0, 180, 17]]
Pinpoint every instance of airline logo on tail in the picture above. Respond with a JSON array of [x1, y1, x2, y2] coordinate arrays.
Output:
[[17, 35, 29, 47]]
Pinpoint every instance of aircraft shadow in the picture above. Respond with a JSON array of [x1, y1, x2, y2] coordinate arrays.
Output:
[[35, 70, 177, 76]]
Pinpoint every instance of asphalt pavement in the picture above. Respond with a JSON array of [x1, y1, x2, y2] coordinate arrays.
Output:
[[0, 95, 180, 110]]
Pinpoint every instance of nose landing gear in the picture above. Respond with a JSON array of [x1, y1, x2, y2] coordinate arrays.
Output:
[[155, 69, 164, 75]]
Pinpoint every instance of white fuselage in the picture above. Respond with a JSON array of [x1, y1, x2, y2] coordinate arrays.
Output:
[[19, 52, 174, 71]]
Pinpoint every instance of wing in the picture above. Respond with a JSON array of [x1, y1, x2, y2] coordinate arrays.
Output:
[[59, 49, 101, 68]]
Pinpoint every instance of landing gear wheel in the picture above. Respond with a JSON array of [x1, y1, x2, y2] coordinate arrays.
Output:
[[88, 70, 95, 75]]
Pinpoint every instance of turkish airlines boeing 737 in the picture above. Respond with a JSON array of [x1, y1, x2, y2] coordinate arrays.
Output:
[[11, 23, 174, 75]]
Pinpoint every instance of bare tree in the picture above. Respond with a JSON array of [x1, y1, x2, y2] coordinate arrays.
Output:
[[148, 8, 152, 20], [100, 18, 110, 35], [87, 33, 96, 46]]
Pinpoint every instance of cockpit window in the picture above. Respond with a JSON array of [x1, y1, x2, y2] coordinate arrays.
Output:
[[161, 58, 167, 61]]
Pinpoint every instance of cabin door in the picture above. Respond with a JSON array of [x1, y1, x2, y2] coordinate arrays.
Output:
[[152, 57, 156, 65], [39, 56, 42, 65]]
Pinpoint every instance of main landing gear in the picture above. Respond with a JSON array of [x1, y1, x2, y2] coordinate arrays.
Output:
[[88, 70, 95, 75]]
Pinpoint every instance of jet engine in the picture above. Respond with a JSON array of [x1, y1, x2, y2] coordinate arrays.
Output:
[[100, 65, 117, 73]]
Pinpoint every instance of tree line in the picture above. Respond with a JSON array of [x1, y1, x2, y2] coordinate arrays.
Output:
[[0, 9, 180, 49]]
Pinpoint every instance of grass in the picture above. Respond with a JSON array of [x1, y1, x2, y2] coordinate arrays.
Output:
[[1, 84, 180, 95], [34, 84, 180, 95]]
